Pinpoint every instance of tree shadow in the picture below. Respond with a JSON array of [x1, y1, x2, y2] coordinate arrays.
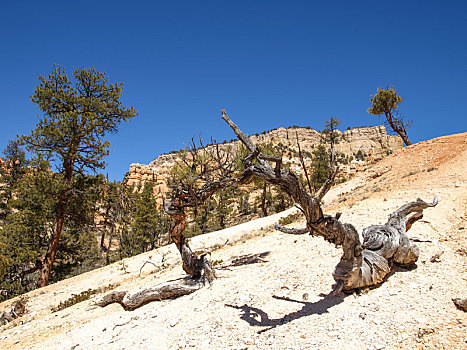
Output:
[[225, 292, 345, 333]]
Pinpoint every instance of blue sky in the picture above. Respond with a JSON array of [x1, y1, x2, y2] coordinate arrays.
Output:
[[1, 1, 466, 180]]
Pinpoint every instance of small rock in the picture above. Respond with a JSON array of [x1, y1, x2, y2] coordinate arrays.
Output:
[[359, 312, 367, 320], [169, 318, 180, 327], [430, 251, 444, 263], [302, 293, 309, 301], [244, 336, 254, 345], [453, 298, 467, 312]]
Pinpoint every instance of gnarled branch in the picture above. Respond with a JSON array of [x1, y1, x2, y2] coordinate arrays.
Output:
[[222, 109, 438, 292]]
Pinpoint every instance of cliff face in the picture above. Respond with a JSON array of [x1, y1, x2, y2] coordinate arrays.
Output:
[[125, 125, 402, 198]]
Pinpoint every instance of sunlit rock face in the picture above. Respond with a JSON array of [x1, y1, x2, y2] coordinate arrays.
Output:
[[125, 125, 402, 201]]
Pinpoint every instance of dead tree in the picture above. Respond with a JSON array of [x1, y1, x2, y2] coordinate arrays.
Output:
[[98, 140, 237, 310], [99, 111, 437, 310], [163, 139, 238, 277], [221, 110, 437, 293]]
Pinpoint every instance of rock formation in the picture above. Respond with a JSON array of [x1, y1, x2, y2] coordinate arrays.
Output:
[[125, 125, 402, 201]]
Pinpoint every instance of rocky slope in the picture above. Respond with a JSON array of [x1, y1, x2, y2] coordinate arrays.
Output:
[[126, 125, 402, 200], [1, 132, 465, 349]]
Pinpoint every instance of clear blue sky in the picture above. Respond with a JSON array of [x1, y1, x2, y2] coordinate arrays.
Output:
[[1, 1, 466, 180]]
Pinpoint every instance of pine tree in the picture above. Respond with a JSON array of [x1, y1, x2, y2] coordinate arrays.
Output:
[[21, 65, 137, 287], [0, 140, 29, 220], [0, 158, 55, 300], [132, 180, 169, 252], [368, 86, 412, 146], [310, 144, 330, 190]]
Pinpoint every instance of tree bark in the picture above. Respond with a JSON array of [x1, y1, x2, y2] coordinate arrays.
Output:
[[37, 162, 73, 288], [399, 133, 412, 146], [97, 279, 205, 311], [36, 204, 66, 287], [385, 111, 412, 146], [261, 182, 268, 217], [310, 196, 438, 292], [222, 110, 436, 293], [165, 208, 215, 282]]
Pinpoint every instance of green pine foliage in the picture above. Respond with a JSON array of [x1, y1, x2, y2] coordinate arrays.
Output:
[[110, 180, 170, 260], [0, 156, 109, 300], [368, 86, 402, 117], [131, 181, 170, 253], [309, 144, 330, 190], [20, 65, 138, 287], [368, 86, 412, 146], [0, 156, 54, 300]]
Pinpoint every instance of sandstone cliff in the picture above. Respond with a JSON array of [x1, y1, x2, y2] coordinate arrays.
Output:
[[125, 125, 402, 199]]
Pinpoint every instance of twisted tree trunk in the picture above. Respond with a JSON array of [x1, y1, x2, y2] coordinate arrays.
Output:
[[164, 207, 215, 281], [99, 145, 231, 310], [221, 110, 437, 293], [100, 110, 437, 310], [310, 196, 438, 292]]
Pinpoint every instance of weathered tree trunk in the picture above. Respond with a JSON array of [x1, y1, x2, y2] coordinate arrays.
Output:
[[308, 196, 438, 292], [165, 207, 215, 281], [221, 110, 436, 293], [36, 204, 66, 287], [385, 111, 412, 146], [261, 182, 268, 217], [97, 279, 205, 311], [399, 133, 412, 147], [100, 110, 432, 310], [37, 162, 73, 288], [98, 210, 215, 310], [99, 147, 231, 310]]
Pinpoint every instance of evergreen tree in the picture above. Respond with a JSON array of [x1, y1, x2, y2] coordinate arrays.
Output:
[[51, 174, 104, 281], [310, 144, 330, 190], [115, 182, 139, 259], [0, 158, 55, 300], [132, 180, 169, 252], [21, 65, 137, 287], [0, 140, 29, 220], [98, 178, 123, 264], [0, 159, 107, 299], [214, 185, 241, 229], [368, 86, 412, 146], [271, 188, 293, 213], [309, 117, 342, 191]]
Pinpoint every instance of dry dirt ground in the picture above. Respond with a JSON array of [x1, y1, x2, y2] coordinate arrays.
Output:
[[1, 132, 466, 350]]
